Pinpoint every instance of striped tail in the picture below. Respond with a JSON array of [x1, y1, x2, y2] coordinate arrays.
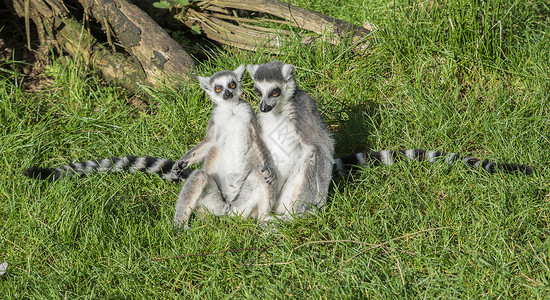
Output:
[[333, 149, 533, 176], [23, 156, 191, 182]]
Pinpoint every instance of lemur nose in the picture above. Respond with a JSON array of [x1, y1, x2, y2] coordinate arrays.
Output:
[[260, 101, 274, 112], [223, 90, 233, 100]]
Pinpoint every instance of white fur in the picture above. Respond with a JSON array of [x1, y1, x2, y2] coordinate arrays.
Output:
[[258, 108, 302, 193], [209, 102, 255, 201], [379, 150, 394, 165]]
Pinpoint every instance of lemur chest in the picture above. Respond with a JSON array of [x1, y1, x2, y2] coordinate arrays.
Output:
[[209, 108, 253, 173], [259, 113, 302, 179]]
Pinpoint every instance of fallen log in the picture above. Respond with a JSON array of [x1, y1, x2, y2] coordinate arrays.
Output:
[[3, 0, 373, 90], [5, 0, 197, 90]]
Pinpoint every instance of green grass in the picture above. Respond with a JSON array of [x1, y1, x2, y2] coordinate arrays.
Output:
[[2, 0, 550, 297]]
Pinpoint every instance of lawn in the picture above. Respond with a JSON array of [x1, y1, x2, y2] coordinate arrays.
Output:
[[1, 0, 549, 298]]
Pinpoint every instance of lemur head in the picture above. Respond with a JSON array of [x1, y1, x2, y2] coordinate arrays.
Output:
[[198, 65, 246, 104], [246, 61, 297, 113]]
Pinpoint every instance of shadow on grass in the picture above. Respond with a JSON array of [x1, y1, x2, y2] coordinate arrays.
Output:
[[332, 100, 380, 157]]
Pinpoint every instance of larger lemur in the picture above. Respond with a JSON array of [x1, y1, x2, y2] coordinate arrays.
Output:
[[245, 61, 533, 218], [246, 61, 335, 220]]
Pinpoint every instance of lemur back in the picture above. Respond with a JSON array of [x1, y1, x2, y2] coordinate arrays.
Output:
[[172, 65, 276, 229], [247, 61, 335, 219]]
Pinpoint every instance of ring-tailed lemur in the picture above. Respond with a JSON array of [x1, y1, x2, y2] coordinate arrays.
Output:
[[246, 61, 534, 220], [22, 66, 277, 229], [171, 65, 277, 229], [247, 61, 335, 220]]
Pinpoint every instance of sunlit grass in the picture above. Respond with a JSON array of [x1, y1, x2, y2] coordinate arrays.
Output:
[[1, 0, 549, 297]]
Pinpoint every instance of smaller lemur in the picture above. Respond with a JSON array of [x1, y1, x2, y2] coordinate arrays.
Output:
[[171, 65, 277, 230]]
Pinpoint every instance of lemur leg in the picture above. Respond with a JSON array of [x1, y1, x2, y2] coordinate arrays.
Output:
[[235, 165, 275, 221], [274, 147, 317, 220], [273, 145, 333, 220], [304, 146, 334, 210], [173, 170, 229, 229]]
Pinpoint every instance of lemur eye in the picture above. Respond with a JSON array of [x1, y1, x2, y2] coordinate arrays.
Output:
[[270, 88, 281, 97], [229, 81, 236, 89], [254, 88, 262, 97], [214, 85, 222, 93]]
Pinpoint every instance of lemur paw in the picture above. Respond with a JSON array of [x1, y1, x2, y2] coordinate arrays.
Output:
[[259, 165, 276, 184], [172, 159, 189, 175]]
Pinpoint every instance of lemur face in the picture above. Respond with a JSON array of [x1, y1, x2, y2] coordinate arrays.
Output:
[[198, 65, 245, 104], [253, 81, 283, 113], [247, 61, 296, 113]]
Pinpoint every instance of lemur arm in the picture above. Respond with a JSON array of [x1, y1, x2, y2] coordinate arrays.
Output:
[[173, 122, 215, 173], [249, 121, 277, 184]]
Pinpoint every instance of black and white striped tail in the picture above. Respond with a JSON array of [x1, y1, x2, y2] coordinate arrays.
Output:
[[23, 156, 191, 182], [333, 149, 533, 176]]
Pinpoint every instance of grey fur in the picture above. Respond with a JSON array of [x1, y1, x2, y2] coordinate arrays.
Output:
[[247, 61, 335, 219], [172, 65, 277, 229]]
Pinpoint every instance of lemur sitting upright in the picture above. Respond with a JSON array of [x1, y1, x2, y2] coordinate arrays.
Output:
[[171, 65, 277, 230], [247, 61, 335, 220], [246, 61, 533, 220]]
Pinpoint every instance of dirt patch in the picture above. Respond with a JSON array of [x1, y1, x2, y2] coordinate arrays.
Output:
[[0, 9, 52, 91]]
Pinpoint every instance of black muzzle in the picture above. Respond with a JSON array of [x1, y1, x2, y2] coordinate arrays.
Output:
[[223, 90, 233, 100], [260, 101, 274, 112]]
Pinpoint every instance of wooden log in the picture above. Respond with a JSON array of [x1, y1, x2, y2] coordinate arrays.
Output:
[[213, 0, 371, 48], [4, 0, 197, 90], [77, 0, 197, 86], [183, 0, 371, 52], [129, 0, 372, 52], [4, 0, 371, 90]]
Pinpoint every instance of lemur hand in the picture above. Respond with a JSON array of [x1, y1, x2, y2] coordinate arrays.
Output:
[[259, 165, 277, 185], [172, 158, 189, 176]]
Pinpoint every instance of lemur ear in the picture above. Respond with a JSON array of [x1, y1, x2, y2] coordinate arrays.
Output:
[[281, 64, 295, 82], [234, 65, 246, 82], [197, 76, 211, 92], [246, 64, 259, 78]]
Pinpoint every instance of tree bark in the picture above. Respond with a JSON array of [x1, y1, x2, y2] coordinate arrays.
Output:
[[5, 0, 197, 90], [139, 0, 372, 52], [211, 0, 371, 49], [4, 0, 372, 90], [78, 0, 197, 85]]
